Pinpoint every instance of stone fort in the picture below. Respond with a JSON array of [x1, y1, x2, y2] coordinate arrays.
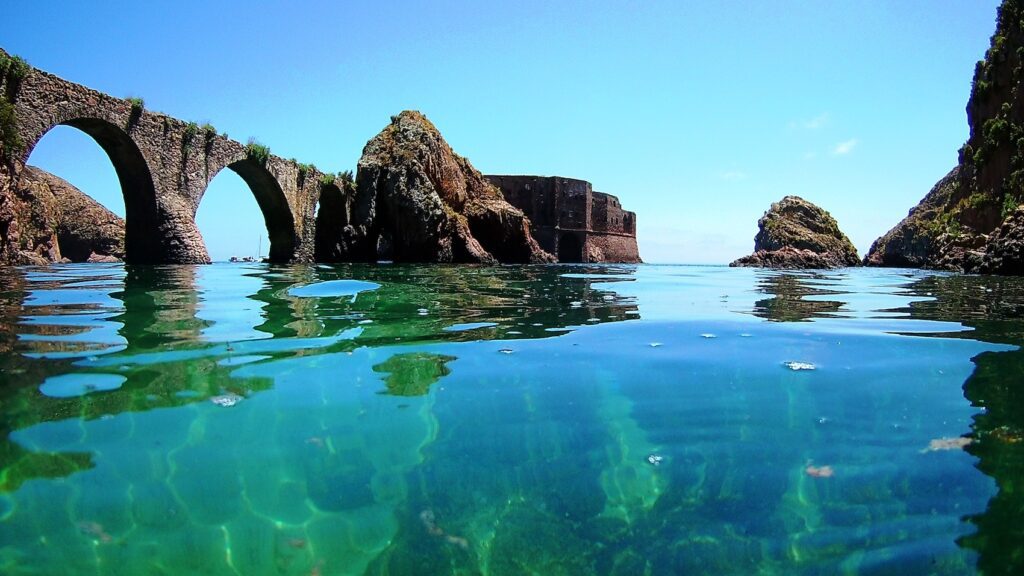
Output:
[[486, 175, 641, 263]]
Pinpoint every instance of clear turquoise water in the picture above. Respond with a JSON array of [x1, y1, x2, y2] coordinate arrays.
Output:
[[0, 263, 1022, 575]]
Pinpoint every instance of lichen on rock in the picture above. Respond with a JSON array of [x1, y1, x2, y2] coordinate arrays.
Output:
[[730, 195, 859, 269], [332, 111, 554, 264]]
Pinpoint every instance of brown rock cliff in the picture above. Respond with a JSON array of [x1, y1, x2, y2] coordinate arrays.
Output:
[[731, 196, 860, 269], [335, 111, 554, 264]]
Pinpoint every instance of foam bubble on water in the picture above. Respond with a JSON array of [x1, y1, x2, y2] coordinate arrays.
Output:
[[210, 393, 243, 407], [784, 361, 816, 371]]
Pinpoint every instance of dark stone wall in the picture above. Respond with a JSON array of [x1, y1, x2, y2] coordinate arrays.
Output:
[[487, 175, 641, 263]]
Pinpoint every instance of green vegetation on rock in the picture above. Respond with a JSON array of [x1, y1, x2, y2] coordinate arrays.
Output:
[[0, 95, 22, 157], [245, 138, 270, 166], [867, 0, 1024, 272]]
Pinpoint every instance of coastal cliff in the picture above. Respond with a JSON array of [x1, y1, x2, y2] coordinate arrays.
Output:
[[866, 0, 1024, 273], [5, 166, 125, 264], [325, 111, 554, 264], [731, 196, 859, 269]]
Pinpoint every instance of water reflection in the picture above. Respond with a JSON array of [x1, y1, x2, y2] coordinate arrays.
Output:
[[2, 263, 1014, 574], [0, 264, 639, 494], [897, 274, 1024, 575], [373, 353, 456, 397], [751, 272, 845, 322]]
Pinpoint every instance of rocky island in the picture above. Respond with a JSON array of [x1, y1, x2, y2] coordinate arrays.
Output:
[[730, 195, 860, 269], [866, 0, 1024, 274]]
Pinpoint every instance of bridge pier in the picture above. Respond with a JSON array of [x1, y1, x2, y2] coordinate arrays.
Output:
[[2, 49, 320, 264]]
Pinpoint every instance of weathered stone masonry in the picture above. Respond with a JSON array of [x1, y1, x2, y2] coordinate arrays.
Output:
[[1, 48, 323, 264], [486, 175, 641, 263]]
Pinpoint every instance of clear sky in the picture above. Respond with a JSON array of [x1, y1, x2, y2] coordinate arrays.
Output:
[[3, 0, 1003, 263]]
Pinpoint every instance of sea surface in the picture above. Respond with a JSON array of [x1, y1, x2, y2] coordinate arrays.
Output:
[[0, 263, 1022, 575]]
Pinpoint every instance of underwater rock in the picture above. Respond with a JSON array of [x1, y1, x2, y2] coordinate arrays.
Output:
[[922, 436, 974, 452], [805, 464, 834, 478], [731, 196, 859, 269], [210, 393, 243, 407]]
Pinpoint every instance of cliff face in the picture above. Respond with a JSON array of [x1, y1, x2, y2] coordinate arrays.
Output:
[[335, 111, 554, 264], [3, 166, 124, 264], [866, 0, 1024, 272], [731, 196, 860, 269]]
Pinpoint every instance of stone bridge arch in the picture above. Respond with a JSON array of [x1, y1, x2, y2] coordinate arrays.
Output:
[[4, 52, 321, 264], [18, 104, 164, 263], [199, 155, 298, 263]]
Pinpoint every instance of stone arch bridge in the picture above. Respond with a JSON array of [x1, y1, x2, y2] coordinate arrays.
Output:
[[2, 50, 345, 264]]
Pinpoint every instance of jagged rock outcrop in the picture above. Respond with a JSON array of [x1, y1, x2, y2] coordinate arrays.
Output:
[[334, 111, 554, 264], [730, 195, 860, 269], [976, 205, 1024, 274], [6, 166, 124, 263], [866, 0, 1024, 273]]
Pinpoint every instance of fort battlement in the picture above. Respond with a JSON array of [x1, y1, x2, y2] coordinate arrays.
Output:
[[486, 175, 641, 263]]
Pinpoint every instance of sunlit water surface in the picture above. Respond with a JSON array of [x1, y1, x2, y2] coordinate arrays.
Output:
[[1, 263, 1023, 575]]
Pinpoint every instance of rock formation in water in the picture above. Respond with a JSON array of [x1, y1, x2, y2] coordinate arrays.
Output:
[[866, 0, 1024, 273], [5, 166, 125, 264], [730, 195, 860, 269], [329, 111, 554, 264]]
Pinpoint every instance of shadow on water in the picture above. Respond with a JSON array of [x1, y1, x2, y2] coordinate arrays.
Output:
[[893, 274, 1024, 575], [0, 263, 639, 493]]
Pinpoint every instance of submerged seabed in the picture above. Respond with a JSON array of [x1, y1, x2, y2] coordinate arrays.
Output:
[[0, 263, 1022, 575]]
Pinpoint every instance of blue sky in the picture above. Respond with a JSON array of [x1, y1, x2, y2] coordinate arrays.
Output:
[[3, 0, 1002, 263]]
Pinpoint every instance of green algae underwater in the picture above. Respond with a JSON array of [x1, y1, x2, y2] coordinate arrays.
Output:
[[0, 263, 1022, 575]]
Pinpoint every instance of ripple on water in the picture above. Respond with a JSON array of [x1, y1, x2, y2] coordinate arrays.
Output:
[[443, 322, 498, 332], [217, 355, 271, 367], [287, 280, 381, 299], [39, 373, 126, 398]]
